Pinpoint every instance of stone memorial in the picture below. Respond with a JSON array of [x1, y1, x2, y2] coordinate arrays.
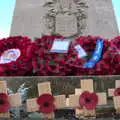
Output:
[[2, 0, 120, 119], [10, 0, 119, 39]]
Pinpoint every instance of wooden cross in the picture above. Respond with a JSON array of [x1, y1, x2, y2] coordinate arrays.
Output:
[[0, 81, 22, 118], [27, 82, 66, 119], [68, 79, 107, 117], [107, 80, 120, 97], [108, 80, 120, 113], [81, 79, 107, 117]]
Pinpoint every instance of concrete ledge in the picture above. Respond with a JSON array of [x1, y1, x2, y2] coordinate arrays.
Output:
[[0, 75, 120, 98]]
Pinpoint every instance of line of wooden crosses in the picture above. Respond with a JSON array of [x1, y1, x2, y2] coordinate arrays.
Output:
[[0, 79, 120, 119]]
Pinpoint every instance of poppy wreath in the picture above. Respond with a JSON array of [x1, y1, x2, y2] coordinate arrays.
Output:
[[31, 35, 78, 76], [70, 35, 113, 75], [0, 36, 33, 76], [79, 91, 98, 110], [108, 36, 120, 75], [37, 93, 55, 113], [30, 35, 114, 76], [0, 93, 10, 113]]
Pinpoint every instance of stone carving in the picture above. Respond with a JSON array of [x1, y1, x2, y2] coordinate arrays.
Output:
[[43, 0, 88, 37], [56, 14, 78, 37]]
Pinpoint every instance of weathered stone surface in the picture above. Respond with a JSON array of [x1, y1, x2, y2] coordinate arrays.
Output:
[[10, 0, 119, 39], [84, 0, 119, 38], [59, 0, 70, 12], [55, 14, 78, 37], [10, 0, 48, 39], [58, 0, 77, 13]]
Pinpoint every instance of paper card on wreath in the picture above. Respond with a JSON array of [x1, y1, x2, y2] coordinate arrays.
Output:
[[74, 45, 87, 58], [50, 39, 71, 53]]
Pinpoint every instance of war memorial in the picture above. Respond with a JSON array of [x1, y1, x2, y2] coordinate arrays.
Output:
[[0, 0, 120, 119]]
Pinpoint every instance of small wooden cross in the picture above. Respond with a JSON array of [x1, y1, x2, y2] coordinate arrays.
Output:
[[27, 82, 66, 119], [0, 81, 22, 118], [108, 80, 120, 97], [113, 96, 120, 113], [108, 80, 120, 113], [68, 79, 107, 117]]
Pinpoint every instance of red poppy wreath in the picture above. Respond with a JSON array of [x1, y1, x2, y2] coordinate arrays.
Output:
[[0, 36, 33, 76], [69, 35, 113, 75], [0, 93, 10, 113], [30, 35, 113, 76], [37, 93, 55, 113], [31, 35, 78, 76], [107, 36, 120, 75]]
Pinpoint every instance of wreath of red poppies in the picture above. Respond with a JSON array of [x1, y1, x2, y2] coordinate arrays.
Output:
[[31, 35, 78, 76], [0, 36, 33, 76], [64, 35, 113, 75], [0, 35, 120, 76], [30, 35, 117, 76], [74, 35, 116, 75], [108, 36, 120, 75]]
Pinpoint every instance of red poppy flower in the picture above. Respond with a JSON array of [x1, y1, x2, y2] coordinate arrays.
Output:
[[114, 88, 120, 96], [0, 93, 9, 113], [79, 91, 98, 110], [37, 93, 55, 113], [0, 36, 33, 76]]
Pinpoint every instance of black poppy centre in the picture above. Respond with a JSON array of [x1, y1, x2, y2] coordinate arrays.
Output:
[[118, 91, 120, 95], [43, 101, 49, 107], [85, 98, 91, 103], [0, 99, 5, 105]]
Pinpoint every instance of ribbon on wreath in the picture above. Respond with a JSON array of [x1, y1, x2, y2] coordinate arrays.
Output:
[[83, 39, 104, 68]]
